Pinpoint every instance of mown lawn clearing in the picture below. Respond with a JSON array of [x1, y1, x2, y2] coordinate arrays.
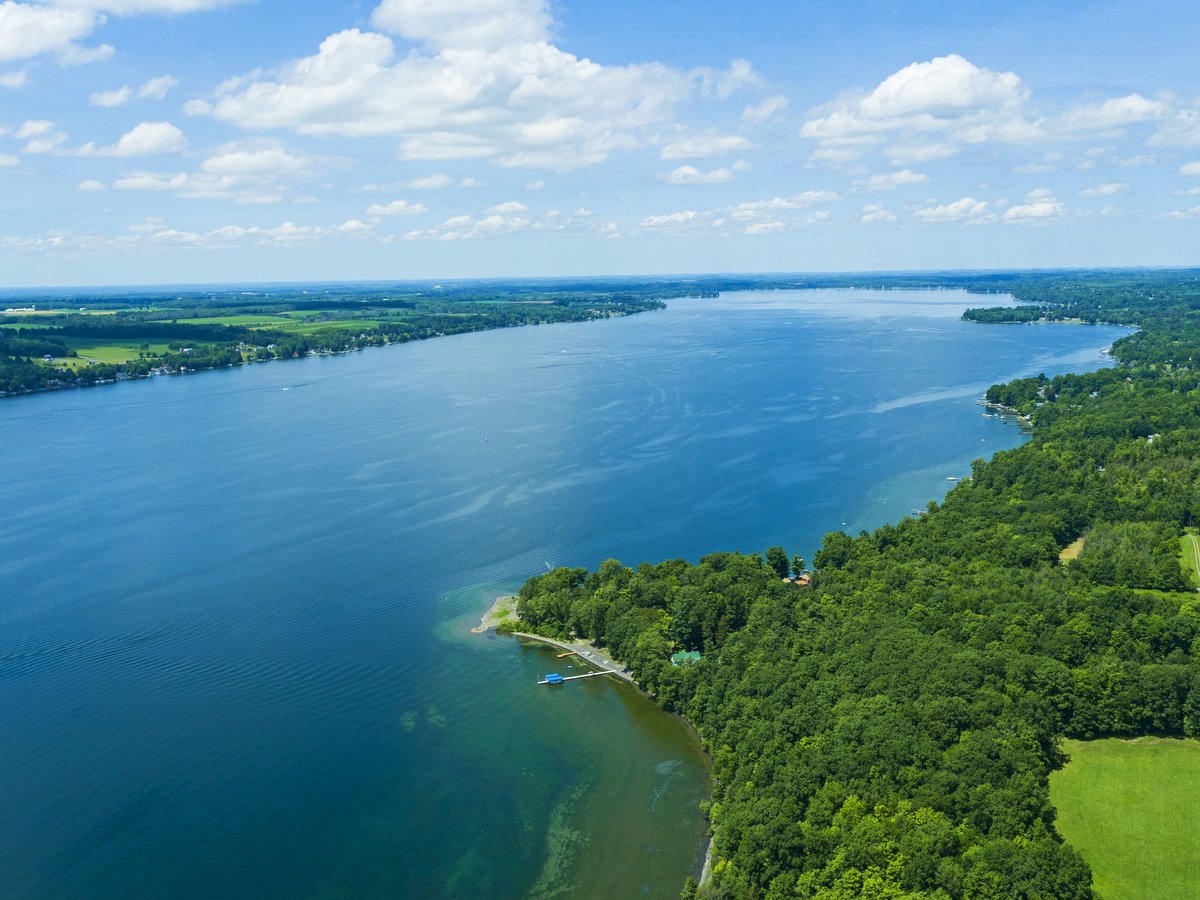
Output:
[[1050, 737, 1200, 900]]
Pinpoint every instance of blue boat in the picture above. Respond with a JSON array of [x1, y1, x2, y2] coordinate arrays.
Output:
[[544, 673, 564, 685]]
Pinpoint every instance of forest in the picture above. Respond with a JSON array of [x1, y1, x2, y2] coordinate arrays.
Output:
[[514, 269, 1200, 899]]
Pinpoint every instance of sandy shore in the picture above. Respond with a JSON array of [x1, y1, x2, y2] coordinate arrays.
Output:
[[471, 595, 517, 633]]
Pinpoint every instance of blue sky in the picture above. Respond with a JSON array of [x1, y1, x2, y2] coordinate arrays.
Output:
[[2, 0, 1199, 285]]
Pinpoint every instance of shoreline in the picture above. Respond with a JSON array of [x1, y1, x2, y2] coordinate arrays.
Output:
[[472, 601, 714, 884], [470, 594, 517, 633]]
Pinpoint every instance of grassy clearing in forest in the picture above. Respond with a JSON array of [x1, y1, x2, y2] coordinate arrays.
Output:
[[1180, 531, 1200, 588], [1060, 536, 1085, 562], [1050, 737, 1200, 900]]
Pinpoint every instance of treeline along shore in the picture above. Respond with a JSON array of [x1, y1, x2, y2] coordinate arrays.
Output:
[[513, 269, 1200, 899]]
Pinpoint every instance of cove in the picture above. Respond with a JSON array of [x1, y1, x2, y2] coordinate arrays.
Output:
[[0, 289, 1129, 898]]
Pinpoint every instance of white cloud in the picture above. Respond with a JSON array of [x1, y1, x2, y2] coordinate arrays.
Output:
[[102, 121, 186, 156], [0, 152, 19, 166], [641, 209, 702, 228], [860, 203, 895, 223], [370, 0, 550, 50], [15, 118, 52, 139], [138, 75, 177, 99], [487, 200, 527, 213], [190, 7, 761, 172], [404, 208, 532, 241], [459, 176, 484, 187], [200, 145, 310, 175], [1003, 191, 1065, 223], [801, 54, 1042, 165], [1058, 93, 1167, 132], [741, 94, 788, 125], [55, 40, 113, 65], [0, 2, 97, 64], [0, 68, 28, 88], [860, 168, 928, 191], [366, 199, 427, 216], [90, 85, 132, 107], [406, 173, 453, 190], [884, 143, 956, 165], [745, 220, 785, 235], [663, 165, 734, 184], [16, 119, 67, 153], [1181, 161, 1200, 175], [64, 0, 248, 13], [76, 178, 106, 189], [660, 132, 753, 159], [524, 179, 545, 190], [1078, 182, 1129, 197], [730, 191, 838, 219], [913, 196, 990, 222], [113, 171, 187, 190]]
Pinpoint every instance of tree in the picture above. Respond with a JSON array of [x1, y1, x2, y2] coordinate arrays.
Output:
[[765, 546, 790, 579], [791, 554, 806, 577]]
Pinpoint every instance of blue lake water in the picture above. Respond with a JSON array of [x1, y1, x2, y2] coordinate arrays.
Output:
[[0, 289, 1128, 898]]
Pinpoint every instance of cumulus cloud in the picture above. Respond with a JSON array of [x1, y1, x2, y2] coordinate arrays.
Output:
[[102, 121, 186, 155], [802, 54, 1032, 160], [200, 145, 310, 175], [1181, 161, 1200, 175], [663, 165, 734, 184], [1003, 189, 1065, 223], [139, 75, 177, 99], [741, 94, 788, 125], [189, 6, 763, 171], [913, 196, 990, 222], [859, 168, 928, 191], [16, 118, 67, 153], [660, 132, 753, 159], [1058, 93, 1167, 133], [860, 203, 895, 223], [744, 220, 785, 235], [370, 0, 550, 50], [0, 152, 19, 166], [1078, 182, 1129, 197], [0, 68, 28, 88], [76, 178, 106, 190], [487, 200, 527, 213], [406, 173, 453, 189], [0, 2, 97, 63], [90, 85, 132, 107], [730, 191, 838, 219]]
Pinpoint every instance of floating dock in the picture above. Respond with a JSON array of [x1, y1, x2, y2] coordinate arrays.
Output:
[[538, 671, 608, 685]]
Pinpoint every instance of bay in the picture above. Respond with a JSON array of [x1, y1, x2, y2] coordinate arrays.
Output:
[[0, 289, 1128, 898]]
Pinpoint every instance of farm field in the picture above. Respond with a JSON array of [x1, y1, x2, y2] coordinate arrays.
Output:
[[59, 337, 176, 364], [1050, 737, 1200, 900]]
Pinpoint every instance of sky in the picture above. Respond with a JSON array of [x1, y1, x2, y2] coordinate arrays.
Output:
[[2, 0, 1200, 286]]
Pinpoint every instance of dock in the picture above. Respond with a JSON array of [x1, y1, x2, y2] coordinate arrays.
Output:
[[538, 671, 610, 685]]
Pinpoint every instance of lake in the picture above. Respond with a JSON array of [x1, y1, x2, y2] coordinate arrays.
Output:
[[0, 289, 1128, 898]]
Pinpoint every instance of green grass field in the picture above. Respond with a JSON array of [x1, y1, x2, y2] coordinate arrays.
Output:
[[271, 318, 383, 335], [1050, 737, 1200, 899], [183, 314, 297, 327], [60, 337, 173, 363], [1181, 531, 1200, 589]]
